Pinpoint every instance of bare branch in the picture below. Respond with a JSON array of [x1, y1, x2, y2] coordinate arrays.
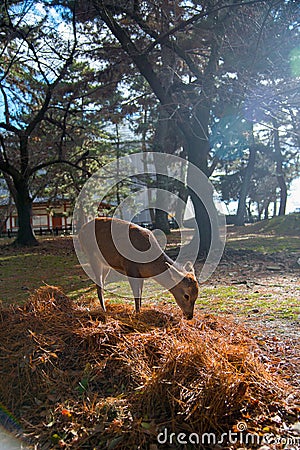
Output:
[[0, 85, 10, 125], [249, 0, 276, 70], [0, 121, 21, 134], [27, 158, 91, 177]]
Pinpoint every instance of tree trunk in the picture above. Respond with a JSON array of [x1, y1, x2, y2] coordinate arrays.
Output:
[[153, 175, 170, 233], [182, 110, 214, 256], [264, 201, 270, 220], [257, 202, 262, 221], [273, 118, 287, 216], [273, 199, 277, 217], [189, 192, 212, 256], [152, 106, 172, 234], [236, 145, 256, 226], [177, 38, 221, 256], [141, 110, 156, 224], [246, 200, 253, 222], [174, 175, 188, 228], [277, 175, 287, 216], [183, 138, 214, 256], [14, 179, 38, 246], [151, 26, 176, 235]]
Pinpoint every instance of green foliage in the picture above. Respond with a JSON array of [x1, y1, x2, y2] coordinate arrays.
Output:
[[210, 115, 252, 161]]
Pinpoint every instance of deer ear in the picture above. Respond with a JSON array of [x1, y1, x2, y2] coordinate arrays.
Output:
[[184, 261, 195, 274], [166, 262, 184, 282]]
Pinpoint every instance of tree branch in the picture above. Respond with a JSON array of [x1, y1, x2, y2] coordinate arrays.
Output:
[[0, 121, 21, 134], [249, 0, 276, 71], [0, 85, 11, 126], [0, 154, 21, 180], [144, 0, 268, 54], [0, 133, 9, 163], [102, 3, 204, 80], [25, 8, 78, 136], [27, 159, 91, 178], [96, 5, 167, 104]]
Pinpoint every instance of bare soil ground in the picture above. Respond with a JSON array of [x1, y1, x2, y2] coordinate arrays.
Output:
[[207, 242, 300, 392]]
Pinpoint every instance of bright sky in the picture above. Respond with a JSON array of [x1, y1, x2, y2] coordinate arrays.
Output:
[[212, 177, 300, 217], [287, 177, 300, 213]]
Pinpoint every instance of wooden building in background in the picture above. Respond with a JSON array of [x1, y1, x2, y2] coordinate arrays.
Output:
[[1, 200, 73, 233]]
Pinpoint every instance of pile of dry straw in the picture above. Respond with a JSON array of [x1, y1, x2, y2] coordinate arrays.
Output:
[[0, 286, 296, 449]]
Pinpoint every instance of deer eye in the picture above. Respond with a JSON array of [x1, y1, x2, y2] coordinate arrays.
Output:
[[184, 294, 190, 301]]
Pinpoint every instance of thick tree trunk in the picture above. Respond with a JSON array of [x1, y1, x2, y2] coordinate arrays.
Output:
[[236, 145, 256, 226], [257, 202, 262, 221], [182, 109, 214, 256], [189, 192, 212, 256], [14, 179, 38, 246], [174, 176, 188, 228], [152, 106, 172, 234], [183, 137, 214, 256], [155, 207, 170, 233], [246, 201, 253, 223], [273, 199, 277, 217], [178, 38, 221, 256], [151, 31, 177, 235], [154, 175, 171, 233], [277, 175, 287, 216]]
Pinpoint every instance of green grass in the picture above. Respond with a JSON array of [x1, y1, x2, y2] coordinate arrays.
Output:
[[197, 286, 299, 320], [92, 282, 299, 322], [227, 214, 300, 253], [256, 213, 300, 235], [0, 239, 173, 307], [0, 249, 87, 304], [227, 235, 299, 253]]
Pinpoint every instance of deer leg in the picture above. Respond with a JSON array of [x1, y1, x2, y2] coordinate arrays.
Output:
[[96, 265, 110, 311], [96, 282, 105, 311], [86, 253, 109, 311], [128, 277, 144, 313]]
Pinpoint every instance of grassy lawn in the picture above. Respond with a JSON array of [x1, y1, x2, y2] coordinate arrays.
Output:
[[0, 238, 88, 304], [227, 234, 300, 252], [197, 285, 300, 320], [0, 237, 174, 306], [227, 213, 300, 252]]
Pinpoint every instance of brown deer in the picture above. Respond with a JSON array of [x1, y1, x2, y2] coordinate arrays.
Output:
[[78, 217, 198, 319]]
